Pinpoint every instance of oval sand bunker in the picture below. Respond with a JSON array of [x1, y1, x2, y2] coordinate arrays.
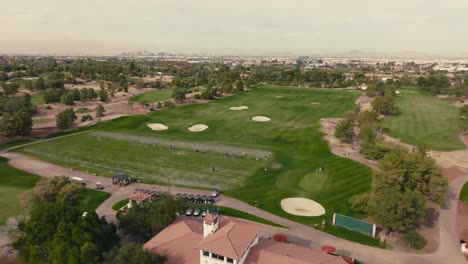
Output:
[[188, 124, 208, 132], [281, 197, 325, 216], [147, 123, 168, 131], [229, 106, 249, 111], [252, 116, 271, 122]]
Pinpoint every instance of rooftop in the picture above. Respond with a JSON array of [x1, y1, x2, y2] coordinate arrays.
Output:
[[144, 216, 349, 264], [197, 217, 262, 260]]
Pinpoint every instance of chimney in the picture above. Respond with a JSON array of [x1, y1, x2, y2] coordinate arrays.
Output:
[[203, 214, 219, 238]]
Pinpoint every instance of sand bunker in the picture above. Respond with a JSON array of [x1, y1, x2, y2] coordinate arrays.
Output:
[[229, 106, 249, 111], [188, 124, 208, 132], [275, 96, 284, 98], [252, 116, 271, 122], [281, 198, 325, 216], [311, 102, 321, 105], [147, 123, 168, 131]]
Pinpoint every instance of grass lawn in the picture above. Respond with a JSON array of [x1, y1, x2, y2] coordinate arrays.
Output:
[[130, 89, 173, 103], [15, 85, 372, 229], [112, 199, 129, 210], [382, 88, 465, 151], [77, 189, 111, 212], [0, 157, 41, 224], [461, 183, 468, 204], [217, 206, 285, 228], [31, 92, 45, 106], [0, 139, 34, 150]]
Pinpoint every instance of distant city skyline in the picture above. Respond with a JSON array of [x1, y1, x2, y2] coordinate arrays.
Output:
[[1, 0, 468, 56]]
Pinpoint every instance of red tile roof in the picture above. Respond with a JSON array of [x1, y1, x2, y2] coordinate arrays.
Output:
[[129, 192, 152, 202], [197, 217, 262, 260], [245, 239, 348, 264], [144, 219, 203, 264]]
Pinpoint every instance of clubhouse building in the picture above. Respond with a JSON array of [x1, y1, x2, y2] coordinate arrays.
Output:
[[144, 214, 348, 264]]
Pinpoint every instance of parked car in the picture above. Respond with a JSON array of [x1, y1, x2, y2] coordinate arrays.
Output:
[[212, 189, 219, 197], [193, 208, 201, 217], [95, 182, 104, 190], [185, 208, 193, 216], [202, 209, 208, 217]]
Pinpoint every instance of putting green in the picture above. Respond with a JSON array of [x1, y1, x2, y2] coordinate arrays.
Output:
[[298, 171, 329, 193]]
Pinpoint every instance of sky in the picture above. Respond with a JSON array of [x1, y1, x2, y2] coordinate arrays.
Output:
[[1, 0, 467, 56]]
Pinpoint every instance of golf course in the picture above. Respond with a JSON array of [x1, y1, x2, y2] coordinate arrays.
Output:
[[382, 88, 465, 151], [15, 85, 373, 225]]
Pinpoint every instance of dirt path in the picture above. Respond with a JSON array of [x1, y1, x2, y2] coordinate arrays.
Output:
[[320, 118, 379, 170], [2, 151, 467, 264]]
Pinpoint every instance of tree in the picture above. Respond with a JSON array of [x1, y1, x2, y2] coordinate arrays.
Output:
[[235, 80, 244, 92], [20, 176, 84, 211], [1, 82, 19, 96], [102, 243, 167, 264], [62, 91, 75, 105], [460, 105, 468, 134], [95, 104, 106, 120], [44, 89, 64, 104], [99, 89, 109, 102], [171, 88, 186, 103], [117, 195, 186, 239], [358, 110, 379, 128], [378, 149, 447, 206], [369, 188, 427, 232], [34, 77, 47, 90], [13, 202, 118, 264], [334, 119, 354, 143], [0, 109, 33, 137], [371, 95, 397, 115], [56, 108, 77, 129]]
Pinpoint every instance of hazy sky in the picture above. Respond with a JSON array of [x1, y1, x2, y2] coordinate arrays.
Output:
[[1, 0, 467, 55]]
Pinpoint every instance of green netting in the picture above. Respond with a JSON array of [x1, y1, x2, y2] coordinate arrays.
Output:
[[334, 213, 373, 236]]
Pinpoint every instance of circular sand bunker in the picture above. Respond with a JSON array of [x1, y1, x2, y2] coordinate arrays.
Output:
[[229, 106, 249, 111], [252, 116, 271, 122], [281, 198, 325, 216], [275, 95, 284, 98], [188, 124, 208, 132], [147, 123, 168, 131]]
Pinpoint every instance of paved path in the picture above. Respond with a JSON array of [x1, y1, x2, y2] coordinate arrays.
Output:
[[2, 152, 467, 264]]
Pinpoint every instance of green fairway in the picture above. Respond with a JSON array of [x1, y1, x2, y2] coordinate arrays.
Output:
[[130, 89, 173, 103], [0, 157, 41, 224], [461, 183, 468, 204], [382, 88, 465, 151], [77, 189, 111, 212], [15, 85, 373, 227]]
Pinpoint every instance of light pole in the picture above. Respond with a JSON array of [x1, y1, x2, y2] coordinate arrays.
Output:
[[168, 176, 171, 194]]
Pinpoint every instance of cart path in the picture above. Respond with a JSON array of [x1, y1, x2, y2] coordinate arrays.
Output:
[[1, 151, 467, 264]]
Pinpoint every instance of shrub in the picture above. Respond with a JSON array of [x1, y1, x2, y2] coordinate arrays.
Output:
[[163, 101, 175, 108], [403, 230, 427, 250], [81, 114, 93, 122], [194, 94, 201, 99], [45, 105, 52, 109]]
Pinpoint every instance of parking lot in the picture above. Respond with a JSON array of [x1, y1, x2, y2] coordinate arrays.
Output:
[[133, 188, 220, 217]]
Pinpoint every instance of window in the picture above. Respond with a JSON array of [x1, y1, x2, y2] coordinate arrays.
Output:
[[227, 258, 234, 263], [203, 251, 209, 256], [212, 253, 218, 259]]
